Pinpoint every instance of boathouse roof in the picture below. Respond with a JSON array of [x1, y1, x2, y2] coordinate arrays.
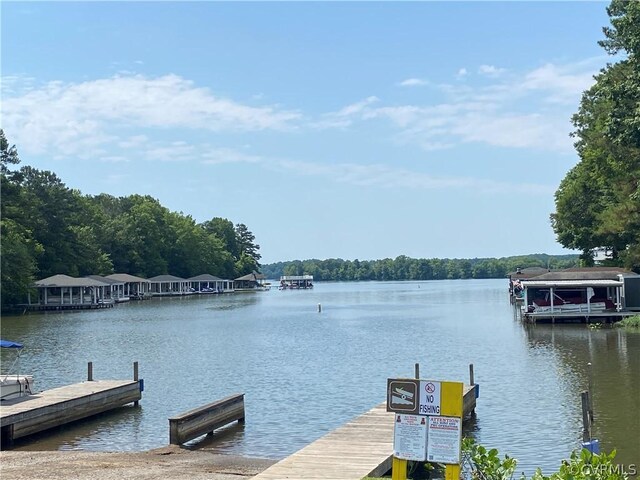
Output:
[[147, 274, 187, 282], [188, 274, 224, 282], [106, 273, 150, 283], [34, 274, 110, 288], [527, 267, 633, 282], [86, 275, 124, 285], [521, 279, 624, 288], [235, 272, 265, 281]]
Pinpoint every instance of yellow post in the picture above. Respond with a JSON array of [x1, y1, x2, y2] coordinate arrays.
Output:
[[440, 381, 463, 417], [441, 381, 463, 479], [445, 464, 461, 480], [392, 457, 407, 480]]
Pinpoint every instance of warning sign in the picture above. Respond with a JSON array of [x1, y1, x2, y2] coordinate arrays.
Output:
[[419, 380, 441, 415], [426, 416, 462, 464], [393, 414, 428, 461]]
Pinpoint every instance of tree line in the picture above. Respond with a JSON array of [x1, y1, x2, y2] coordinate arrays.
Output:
[[261, 254, 579, 282], [551, 1, 640, 271], [0, 130, 262, 309]]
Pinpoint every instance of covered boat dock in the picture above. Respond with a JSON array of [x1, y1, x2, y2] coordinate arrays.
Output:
[[279, 275, 314, 290], [520, 268, 639, 323], [28, 275, 115, 311]]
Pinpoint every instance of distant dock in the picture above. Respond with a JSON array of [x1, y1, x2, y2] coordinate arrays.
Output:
[[1, 366, 142, 448], [21, 302, 115, 312]]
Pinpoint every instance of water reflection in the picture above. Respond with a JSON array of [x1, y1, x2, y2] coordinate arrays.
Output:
[[1, 281, 638, 474], [523, 325, 640, 467], [11, 405, 144, 451]]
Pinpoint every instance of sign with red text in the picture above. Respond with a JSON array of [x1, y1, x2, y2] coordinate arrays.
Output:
[[419, 380, 441, 415], [426, 416, 462, 464], [393, 414, 428, 461]]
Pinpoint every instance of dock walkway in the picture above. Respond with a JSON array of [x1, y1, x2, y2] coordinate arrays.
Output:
[[253, 385, 476, 480], [1, 380, 141, 447]]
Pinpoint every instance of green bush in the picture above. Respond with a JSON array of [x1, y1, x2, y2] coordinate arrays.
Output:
[[530, 449, 628, 480], [615, 315, 640, 328], [461, 440, 629, 480], [463, 438, 518, 480]]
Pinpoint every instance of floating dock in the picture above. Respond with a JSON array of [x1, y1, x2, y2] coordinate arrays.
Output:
[[0, 379, 142, 448], [22, 303, 115, 312], [253, 384, 476, 480]]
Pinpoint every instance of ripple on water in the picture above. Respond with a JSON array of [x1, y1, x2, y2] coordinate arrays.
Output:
[[2, 281, 639, 473]]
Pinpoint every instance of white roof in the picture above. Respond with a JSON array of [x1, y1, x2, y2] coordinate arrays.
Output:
[[106, 273, 150, 283], [35, 274, 110, 287], [522, 279, 623, 288]]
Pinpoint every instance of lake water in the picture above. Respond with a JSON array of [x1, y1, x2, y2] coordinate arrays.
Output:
[[1, 279, 638, 473]]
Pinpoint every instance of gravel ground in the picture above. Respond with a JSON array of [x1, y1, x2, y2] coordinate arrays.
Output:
[[0, 445, 275, 480]]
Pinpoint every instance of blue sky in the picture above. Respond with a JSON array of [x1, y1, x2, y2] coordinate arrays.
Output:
[[2, 2, 613, 264]]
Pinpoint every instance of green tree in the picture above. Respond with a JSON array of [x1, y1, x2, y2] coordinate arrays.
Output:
[[165, 211, 233, 278], [234, 223, 261, 275], [552, 0, 640, 271], [0, 129, 20, 173], [201, 217, 240, 259], [0, 219, 43, 308]]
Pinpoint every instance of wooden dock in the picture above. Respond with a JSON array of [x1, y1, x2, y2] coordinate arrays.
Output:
[[253, 385, 477, 480], [0, 379, 142, 447]]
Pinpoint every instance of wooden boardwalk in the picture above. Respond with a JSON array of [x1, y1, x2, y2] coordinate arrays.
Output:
[[254, 385, 477, 480], [1, 380, 142, 447]]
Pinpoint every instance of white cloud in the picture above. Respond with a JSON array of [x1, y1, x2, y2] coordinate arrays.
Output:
[[100, 155, 129, 163], [118, 135, 149, 149], [270, 157, 552, 195], [201, 147, 262, 165], [2, 74, 302, 156], [351, 59, 599, 153], [191, 144, 552, 195], [521, 63, 596, 104], [311, 96, 379, 129], [478, 64, 506, 77], [144, 142, 195, 162], [456, 68, 468, 78], [398, 78, 428, 87], [451, 112, 572, 151], [335, 96, 379, 117]]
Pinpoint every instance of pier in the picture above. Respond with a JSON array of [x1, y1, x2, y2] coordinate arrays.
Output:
[[253, 384, 476, 480], [1, 378, 142, 448]]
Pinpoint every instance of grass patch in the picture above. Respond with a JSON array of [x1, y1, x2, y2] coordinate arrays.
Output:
[[615, 315, 640, 328]]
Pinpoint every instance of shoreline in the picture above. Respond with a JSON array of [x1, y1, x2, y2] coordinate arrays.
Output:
[[0, 445, 276, 480]]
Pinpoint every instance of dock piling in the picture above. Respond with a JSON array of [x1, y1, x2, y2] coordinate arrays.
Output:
[[133, 361, 139, 406], [587, 362, 594, 423], [414, 363, 420, 379], [469, 363, 475, 385], [581, 390, 591, 442], [87, 362, 93, 381]]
